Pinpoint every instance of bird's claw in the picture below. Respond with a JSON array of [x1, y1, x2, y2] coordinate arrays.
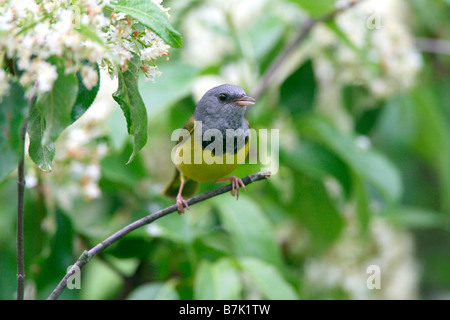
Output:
[[176, 194, 189, 214], [233, 177, 246, 200], [217, 176, 246, 200]]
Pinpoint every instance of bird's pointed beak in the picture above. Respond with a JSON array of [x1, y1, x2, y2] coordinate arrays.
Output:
[[234, 95, 256, 107]]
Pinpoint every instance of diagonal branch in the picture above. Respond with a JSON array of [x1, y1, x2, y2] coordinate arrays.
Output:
[[252, 0, 365, 100], [47, 171, 271, 300]]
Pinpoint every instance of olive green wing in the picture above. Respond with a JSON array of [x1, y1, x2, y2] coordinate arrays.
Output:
[[177, 115, 196, 145], [163, 115, 199, 198]]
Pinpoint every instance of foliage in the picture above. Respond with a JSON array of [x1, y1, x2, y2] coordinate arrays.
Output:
[[1, 0, 449, 300]]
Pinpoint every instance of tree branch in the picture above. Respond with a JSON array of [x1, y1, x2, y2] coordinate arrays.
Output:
[[252, 0, 365, 100], [47, 171, 271, 300]]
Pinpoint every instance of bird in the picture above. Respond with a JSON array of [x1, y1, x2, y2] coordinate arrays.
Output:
[[163, 84, 255, 214]]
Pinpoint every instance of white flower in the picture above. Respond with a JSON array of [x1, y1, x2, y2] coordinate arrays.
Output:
[[142, 30, 159, 43], [110, 44, 133, 71], [33, 23, 50, 46], [55, 9, 74, 34], [311, 0, 422, 98], [0, 0, 171, 98], [140, 43, 169, 61], [64, 33, 82, 50], [0, 9, 13, 31], [82, 40, 106, 63], [17, 50, 32, 70], [85, 163, 101, 180], [25, 174, 38, 188], [83, 181, 101, 199], [141, 64, 161, 82], [19, 72, 34, 88], [13, 0, 38, 18], [44, 31, 64, 56], [68, 128, 90, 146], [35, 61, 58, 93], [0, 69, 10, 99], [181, 5, 232, 67], [303, 214, 419, 299], [81, 65, 98, 90]]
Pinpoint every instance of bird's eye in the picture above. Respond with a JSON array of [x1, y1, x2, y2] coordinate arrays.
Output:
[[218, 93, 228, 102]]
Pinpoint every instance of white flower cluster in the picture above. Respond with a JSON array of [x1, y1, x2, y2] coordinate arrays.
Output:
[[312, 0, 423, 98], [303, 214, 419, 299], [0, 0, 170, 99], [103, 10, 169, 81]]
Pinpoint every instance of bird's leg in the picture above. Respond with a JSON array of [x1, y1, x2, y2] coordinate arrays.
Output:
[[215, 176, 246, 200], [176, 179, 189, 214]]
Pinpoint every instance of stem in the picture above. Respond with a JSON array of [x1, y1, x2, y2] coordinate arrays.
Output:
[[47, 171, 271, 300], [16, 119, 28, 300], [252, 0, 365, 100], [16, 81, 36, 300]]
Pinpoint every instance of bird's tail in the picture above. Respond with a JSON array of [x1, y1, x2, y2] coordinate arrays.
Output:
[[162, 169, 199, 198]]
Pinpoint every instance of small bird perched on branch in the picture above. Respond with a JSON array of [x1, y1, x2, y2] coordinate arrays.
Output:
[[163, 84, 255, 214]]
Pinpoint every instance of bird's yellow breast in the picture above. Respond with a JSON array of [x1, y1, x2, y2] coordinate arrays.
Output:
[[173, 133, 249, 182]]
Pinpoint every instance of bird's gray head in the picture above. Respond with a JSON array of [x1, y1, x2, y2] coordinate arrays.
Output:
[[194, 84, 255, 131]]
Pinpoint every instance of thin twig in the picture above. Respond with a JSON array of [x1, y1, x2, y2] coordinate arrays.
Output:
[[16, 119, 28, 300], [252, 0, 365, 100], [415, 37, 450, 56], [16, 81, 36, 300], [47, 171, 271, 300]]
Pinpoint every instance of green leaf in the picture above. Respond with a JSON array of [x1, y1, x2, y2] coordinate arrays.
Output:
[[36, 68, 78, 145], [280, 59, 316, 115], [71, 64, 101, 122], [110, 0, 183, 48], [409, 88, 450, 213], [283, 140, 352, 196], [383, 206, 445, 229], [28, 61, 78, 171], [249, 14, 286, 73], [76, 24, 106, 47], [0, 80, 28, 181], [152, 211, 194, 245], [27, 103, 55, 172], [239, 257, 298, 300], [353, 173, 371, 234], [100, 142, 147, 189], [0, 180, 20, 299], [213, 196, 283, 267], [79, 258, 123, 300], [194, 258, 242, 300], [139, 61, 199, 116], [299, 116, 403, 203], [295, 174, 344, 252], [34, 211, 75, 293], [113, 55, 148, 164], [289, 0, 335, 18], [128, 281, 179, 300]]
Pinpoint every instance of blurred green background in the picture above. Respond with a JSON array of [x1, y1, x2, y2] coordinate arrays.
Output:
[[1, 0, 450, 300]]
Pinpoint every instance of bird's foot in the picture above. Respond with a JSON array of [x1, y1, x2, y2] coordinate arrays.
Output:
[[216, 176, 246, 200], [176, 194, 189, 214]]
